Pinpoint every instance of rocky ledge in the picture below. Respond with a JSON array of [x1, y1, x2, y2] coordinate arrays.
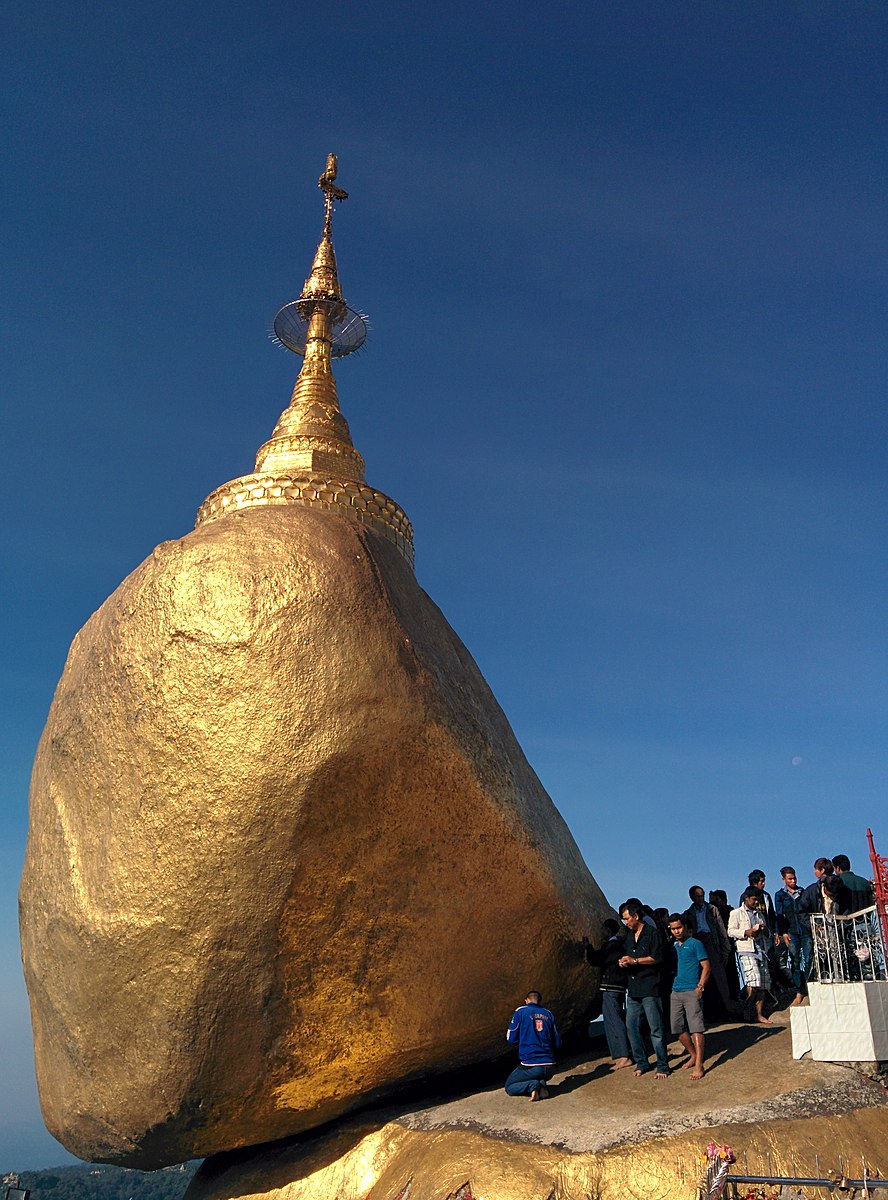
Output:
[[185, 1012, 888, 1200]]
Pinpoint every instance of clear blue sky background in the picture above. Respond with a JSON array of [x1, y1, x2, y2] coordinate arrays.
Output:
[[3, 0, 886, 1171]]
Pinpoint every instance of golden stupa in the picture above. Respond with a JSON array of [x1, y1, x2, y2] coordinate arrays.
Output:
[[196, 153, 411, 561]]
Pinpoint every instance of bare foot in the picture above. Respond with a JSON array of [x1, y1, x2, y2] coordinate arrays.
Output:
[[633, 1067, 647, 1077], [790, 994, 804, 1006], [757, 1017, 773, 1025], [655, 1070, 670, 1080], [611, 1058, 633, 1071], [690, 1065, 705, 1080], [529, 1088, 540, 1101], [681, 1056, 698, 1071]]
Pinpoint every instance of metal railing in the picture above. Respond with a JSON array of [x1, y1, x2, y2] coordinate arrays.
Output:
[[702, 1160, 888, 1199], [725, 1174, 888, 1198], [809, 906, 887, 984]]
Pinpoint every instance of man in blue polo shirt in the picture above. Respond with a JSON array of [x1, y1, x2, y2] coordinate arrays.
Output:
[[505, 990, 560, 1101], [667, 913, 710, 1080]]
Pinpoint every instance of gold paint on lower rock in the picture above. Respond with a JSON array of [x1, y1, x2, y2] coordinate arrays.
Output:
[[184, 1110, 888, 1200], [20, 507, 609, 1168], [191, 1125, 565, 1200]]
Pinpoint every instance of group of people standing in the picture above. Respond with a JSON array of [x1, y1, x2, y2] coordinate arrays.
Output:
[[502, 854, 875, 1099]]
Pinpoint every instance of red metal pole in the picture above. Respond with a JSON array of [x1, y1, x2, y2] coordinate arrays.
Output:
[[866, 827, 888, 954]]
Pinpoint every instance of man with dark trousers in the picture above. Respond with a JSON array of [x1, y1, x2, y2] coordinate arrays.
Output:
[[505, 990, 560, 1101], [774, 866, 812, 1005], [586, 919, 632, 1071], [618, 900, 670, 1079]]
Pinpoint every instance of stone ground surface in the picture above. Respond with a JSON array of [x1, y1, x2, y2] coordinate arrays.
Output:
[[186, 1010, 888, 1200], [399, 1010, 886, 1154]]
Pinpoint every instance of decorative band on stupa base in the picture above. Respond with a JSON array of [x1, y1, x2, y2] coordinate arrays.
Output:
[[195, 471, 414, 566]]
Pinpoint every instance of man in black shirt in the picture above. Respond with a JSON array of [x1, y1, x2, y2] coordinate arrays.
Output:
[[832, 855, 875, 910], [618, 900, 670, 1079]]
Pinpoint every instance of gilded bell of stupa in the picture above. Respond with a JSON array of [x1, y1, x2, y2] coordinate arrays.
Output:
[[20, 158, 612, 1170]]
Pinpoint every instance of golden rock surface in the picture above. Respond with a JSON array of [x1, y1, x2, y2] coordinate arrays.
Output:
[[184, 1018, 888, 1200], [20, 506, 609, 1169]]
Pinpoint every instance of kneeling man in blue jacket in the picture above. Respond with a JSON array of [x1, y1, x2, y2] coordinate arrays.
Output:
[[505, 990, 561, 1101]]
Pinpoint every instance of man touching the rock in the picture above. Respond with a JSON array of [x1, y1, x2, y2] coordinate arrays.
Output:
[[505, 990, 561, 1101]]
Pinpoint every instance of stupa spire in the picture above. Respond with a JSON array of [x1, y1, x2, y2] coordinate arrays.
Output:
[[195, 156, 414, 566], [254, 153, 360, 479], [301, 153, 346, 302]]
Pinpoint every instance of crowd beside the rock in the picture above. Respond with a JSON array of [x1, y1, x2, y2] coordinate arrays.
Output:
[[504, 855, 877, 1099]]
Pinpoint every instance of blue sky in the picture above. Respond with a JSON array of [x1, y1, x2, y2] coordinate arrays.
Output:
[[3, 0, 886, 1171]]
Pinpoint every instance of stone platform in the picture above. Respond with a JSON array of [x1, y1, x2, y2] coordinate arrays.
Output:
[[185, 1012, 888, 1200], [791, 981, 888, 1064]]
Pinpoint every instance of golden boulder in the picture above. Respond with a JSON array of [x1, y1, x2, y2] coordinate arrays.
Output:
[[20, 161, 610, 1170], [20, 504, 608, 1167]]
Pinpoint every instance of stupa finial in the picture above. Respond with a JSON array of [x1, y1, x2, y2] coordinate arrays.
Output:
[[319, 153, 348, 228], [195, 157, 413, 565], [299, 154, 349, 307]]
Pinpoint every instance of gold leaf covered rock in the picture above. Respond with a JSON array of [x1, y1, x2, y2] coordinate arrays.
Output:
[[21, 505, 608, 1167]]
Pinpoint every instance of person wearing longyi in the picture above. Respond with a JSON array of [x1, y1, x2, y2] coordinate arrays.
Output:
[[728, 887, 773, 1025]]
